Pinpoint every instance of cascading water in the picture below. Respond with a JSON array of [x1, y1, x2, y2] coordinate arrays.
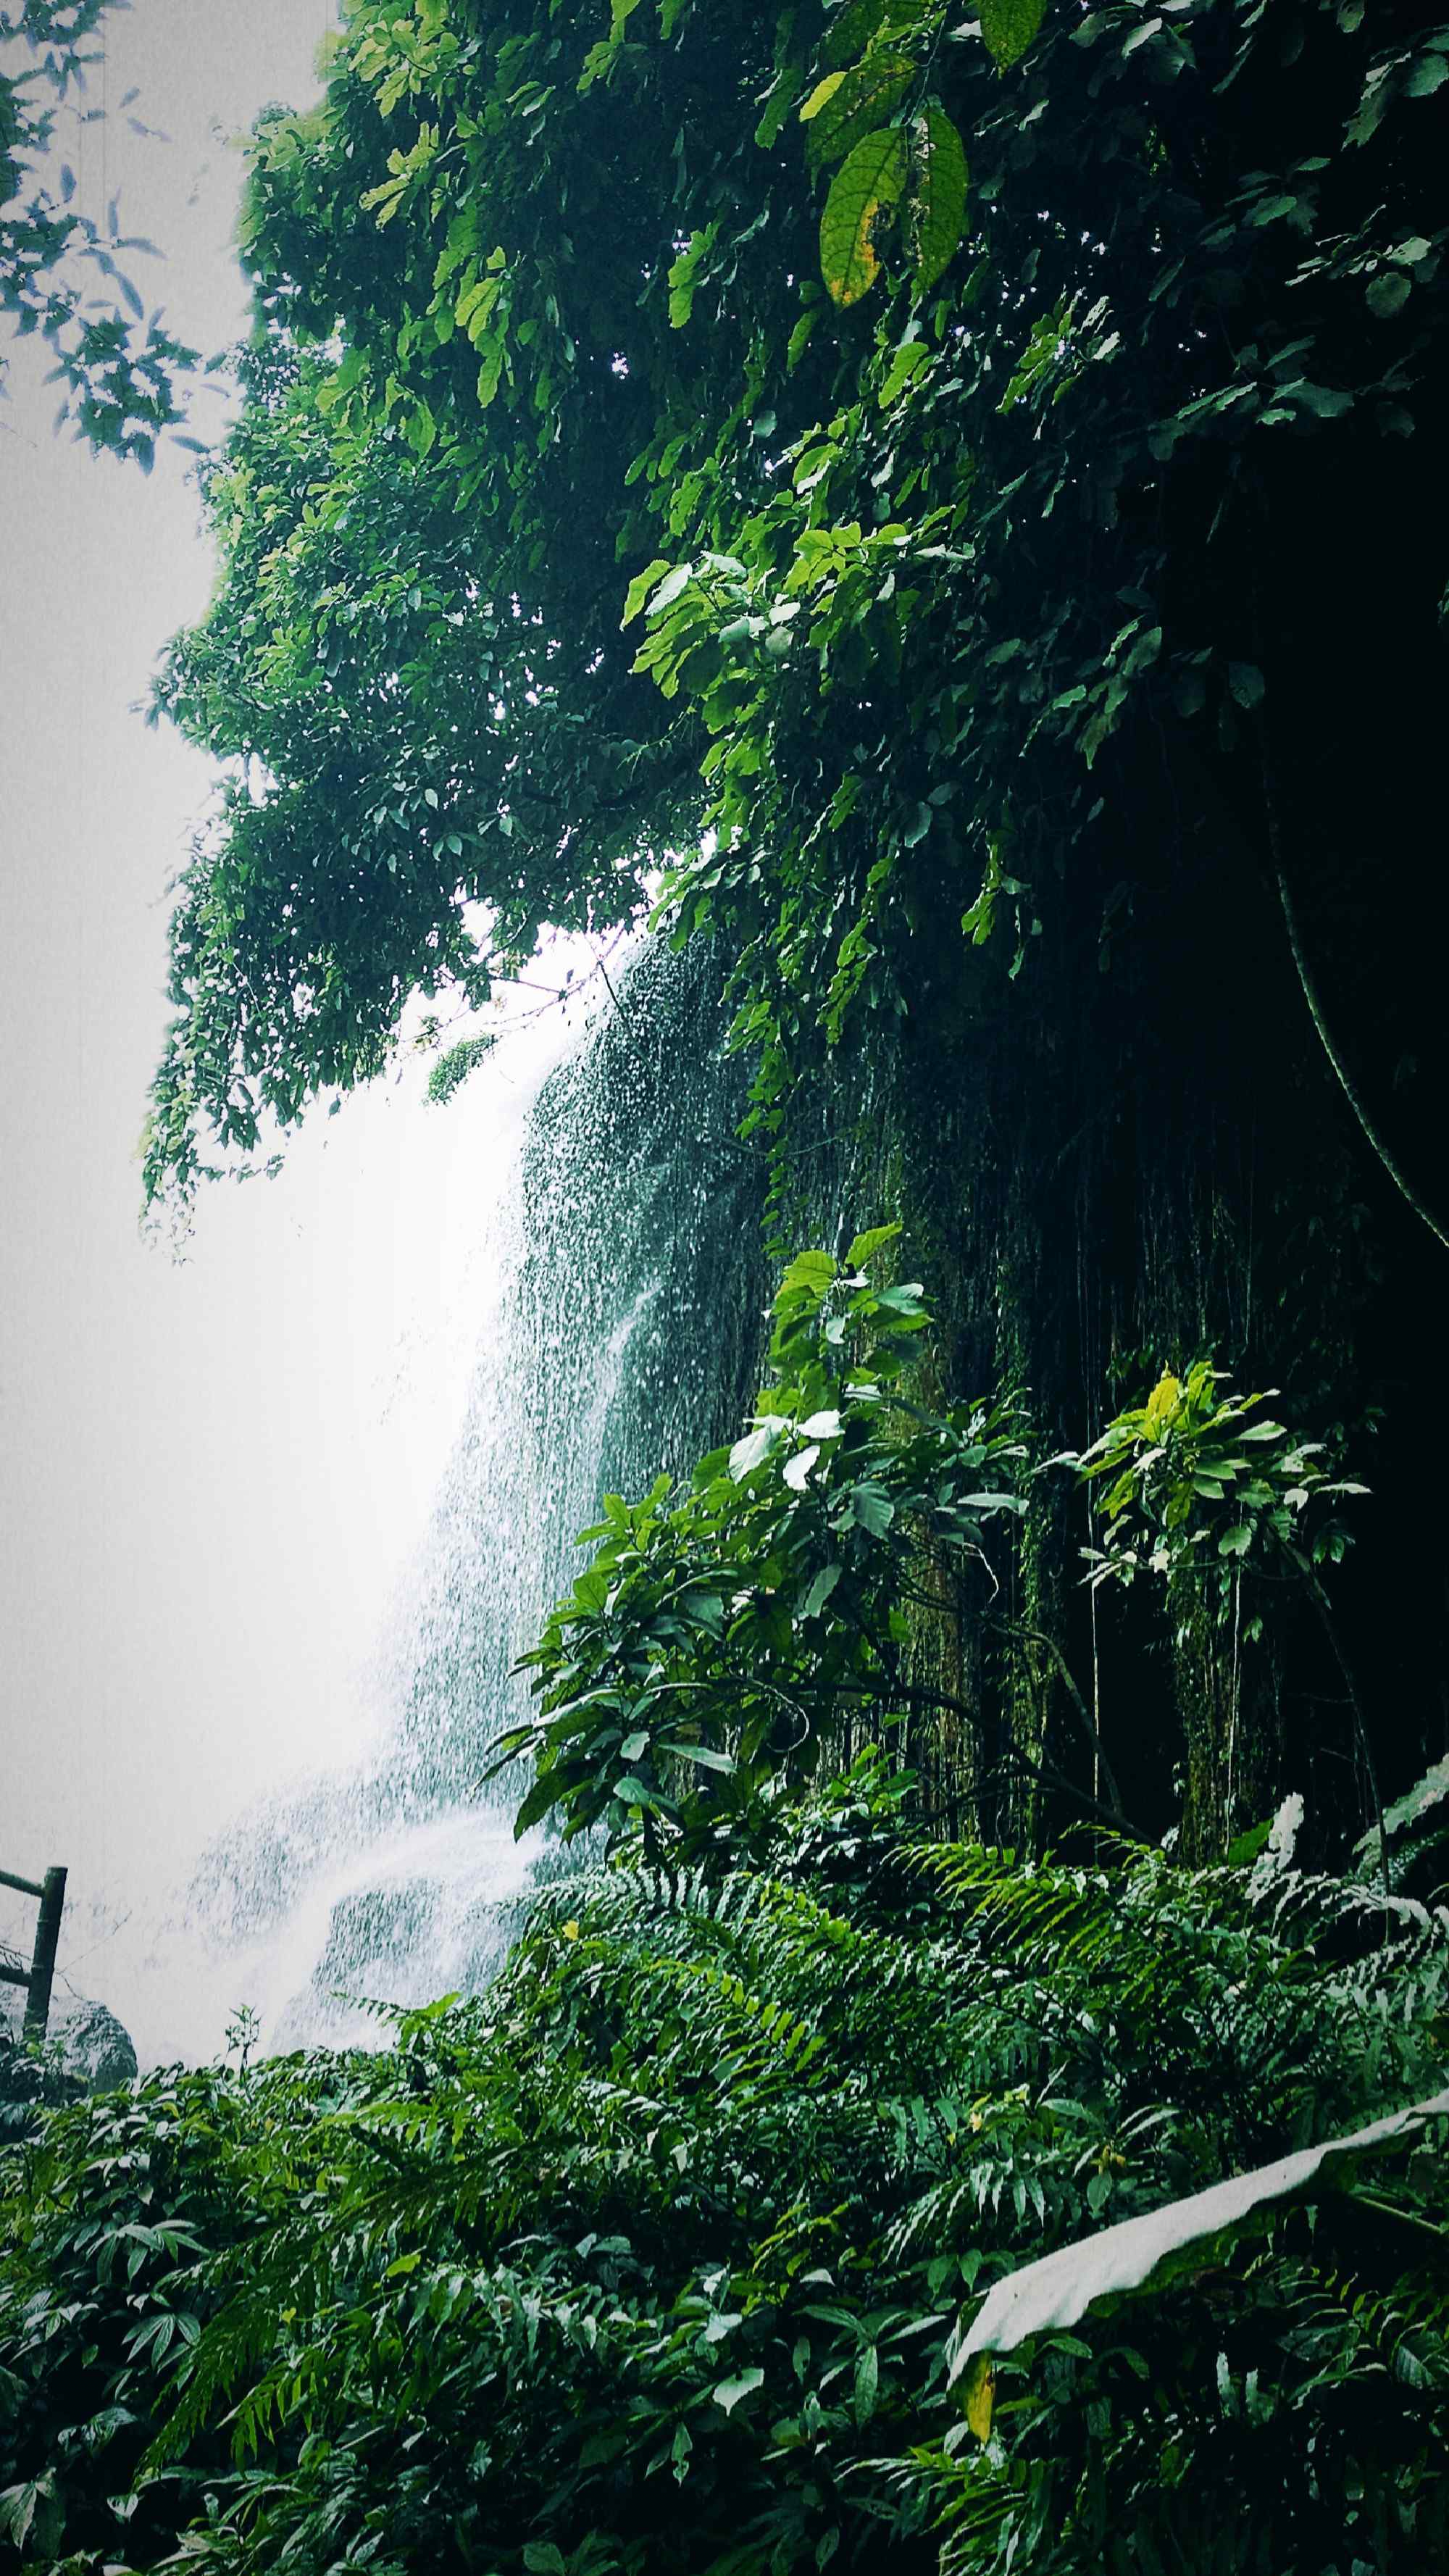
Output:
[[179, 937, 766, 2051]]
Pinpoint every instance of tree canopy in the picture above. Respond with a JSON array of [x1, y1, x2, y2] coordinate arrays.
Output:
[[142, 0, 1448, 1209]]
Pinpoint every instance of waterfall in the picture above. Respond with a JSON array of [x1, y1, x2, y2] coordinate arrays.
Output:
[[180, 936, 766, 2052]]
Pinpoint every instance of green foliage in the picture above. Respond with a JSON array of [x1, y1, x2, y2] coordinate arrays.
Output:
[[140, 0, 1449, 1209], [496, 1227, 1026, 1859], [425, 1028, 496, 1106], [1357, 1754, 1449, 1899], [0, 2, 196, 462], [2, 1796, 1446, 2575], [1059, 1359, 1369, 1616], [0, 2030, 67, 2147], [961, 2079, 1449, 2364], [978, 0, 1045, 75]]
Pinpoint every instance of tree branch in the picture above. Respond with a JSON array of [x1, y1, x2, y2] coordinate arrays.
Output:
[[990, 1618, 1128, 1823], [988, 1741, 1147, 1841], [1270, 853, 1449, 1256]]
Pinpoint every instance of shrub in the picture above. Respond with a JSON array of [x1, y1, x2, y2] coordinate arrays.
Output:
[[2, 1787, 1445, 2575]]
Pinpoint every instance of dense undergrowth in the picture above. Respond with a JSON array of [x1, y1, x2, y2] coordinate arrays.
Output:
[[2, 1754, 1448, 2576], [5, 1239, 1449, 2572]]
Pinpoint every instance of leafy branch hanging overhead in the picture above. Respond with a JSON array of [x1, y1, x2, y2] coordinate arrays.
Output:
[[138, 0, 1446, 1277]]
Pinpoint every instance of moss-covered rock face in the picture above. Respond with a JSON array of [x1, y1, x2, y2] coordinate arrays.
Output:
[[767, 813, 1441, 1865]]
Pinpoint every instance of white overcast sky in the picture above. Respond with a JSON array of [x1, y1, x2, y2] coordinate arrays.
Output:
[[0, 2, 564, 1989]]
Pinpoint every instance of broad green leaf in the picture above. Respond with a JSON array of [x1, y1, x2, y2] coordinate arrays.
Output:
[[820, 129, 909, 308], [1357, 1755, 1449, 1870], [0, 2487, 37, 2552], [612, 1772, 660, 1806], [873, 1282, 924, 1314], [846, 1222, 901, 1267], [514, 1772, 567, 1834], [755, 64, 804, 147], [956, 2087, 1449, 2364], [980, 0, 1045, 68], [908, 107, 968, 293], [667, 222, 719, 327], [730, 1418, 786, 1480], [622, 557, 672, 627], [802, 53, 915, 170], [713, 2368, 765, 2413], [877, 337, 930, 407], [1366, 270, 1411, 319], [645, 562, 693, 618], [787, 305, 821, 370], [800, 1563, 842, 1620], [779, 1248, 839, 1299], [1224, 1814, 1274, 1868]]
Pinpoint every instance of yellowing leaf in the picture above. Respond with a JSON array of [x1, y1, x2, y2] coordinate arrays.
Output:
[[799, 70, 846, 122], [962, 2351, 995, 2441], [908, 107, 967, 293], [802, 53, 915, 170], [980, 0, 1046, 70], [561, 1920, 580, 1940], [820, 129, 909, 308], [1143, 1372, 1181, 1433]]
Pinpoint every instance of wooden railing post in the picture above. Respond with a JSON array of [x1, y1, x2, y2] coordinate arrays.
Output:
[[22, 1869, 67, 2039], [1, 1865, 67, 2041]]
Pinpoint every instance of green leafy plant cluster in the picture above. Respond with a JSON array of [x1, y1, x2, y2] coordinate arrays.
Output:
[[0, 2031, 67, 2148], [504, 1233, 1390, 1862], [2, 1780, 1447, 2575], [425, 1028, 496, 1106], [1, 1, 196, 462], [496, 1223, 1026, 1859], [3, 1237, 1445, 2570], [1058, 1360, 1387, 1870], [1061, 1359, 1369, 1612]]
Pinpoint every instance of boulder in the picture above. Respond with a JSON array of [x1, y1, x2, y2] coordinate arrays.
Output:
[[0, 1988, 138, 2091], [49, 1997, 138, 2091]]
